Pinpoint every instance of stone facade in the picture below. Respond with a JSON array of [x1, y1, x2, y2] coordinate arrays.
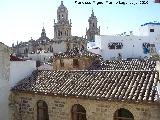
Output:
[[53, 48, 101, 70], [86, 10, 100, 42], [54, 1, 72, 39], [53, 57, 96, 70], [9, 92, 160, 120]]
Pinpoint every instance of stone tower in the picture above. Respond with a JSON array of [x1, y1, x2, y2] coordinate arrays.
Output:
[[54, 1, 72, 40], [86, 10, 100, 42], [41, 27, 46, 37]]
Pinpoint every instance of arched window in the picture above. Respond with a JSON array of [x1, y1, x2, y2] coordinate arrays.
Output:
[[71, 104, 87, 120], [58, 30, 60, 36], [114, 108, 134, 120], [37, 100, 49, 120]]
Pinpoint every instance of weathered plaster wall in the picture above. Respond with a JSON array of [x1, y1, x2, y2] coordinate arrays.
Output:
[[10, 60, 36, 87], [10, 92, 160, 120], [0, 44, 10, 120]]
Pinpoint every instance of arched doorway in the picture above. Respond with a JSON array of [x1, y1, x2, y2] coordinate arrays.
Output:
[[37, 100, 49, 120], [114, 108, 134, 120], [71, 104, 87, 120]]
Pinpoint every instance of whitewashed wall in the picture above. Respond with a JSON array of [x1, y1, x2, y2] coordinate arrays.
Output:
[[88, 34, 160, 60], [28, 52, 53, 62], [10, 60, 36, 87], [139, 24, 160, 36], [88, 24, 160, 60]]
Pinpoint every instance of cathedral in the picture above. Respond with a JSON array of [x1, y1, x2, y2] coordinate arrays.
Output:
[[12, 1, 100, 57]]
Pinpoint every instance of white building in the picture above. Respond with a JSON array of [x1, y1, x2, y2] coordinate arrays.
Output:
[[10, 60, 36, 87], [28, 51, 53, 62], [88, 22, 160, 60]]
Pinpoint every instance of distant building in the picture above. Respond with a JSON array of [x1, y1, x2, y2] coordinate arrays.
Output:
[[88, 22, 160, 60], [12, 1, 87, 58], [86, 9, 100, 42], [6, 1, 160, 120], [53, 48, 101, 70]]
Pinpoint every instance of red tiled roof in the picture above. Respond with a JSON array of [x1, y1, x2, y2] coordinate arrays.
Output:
[[88, 59, 156, 71], [11, 70, 160, 104], [54, 49, 101, 59]]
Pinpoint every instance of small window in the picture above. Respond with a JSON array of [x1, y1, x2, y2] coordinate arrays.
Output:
[[60, 59, 64, 67], [150, 29, 154, 32], [73, 59, 79, 67], [37, 100, 49, 120], [71, 104, 87, 120], [58, 30, 60, 36], [114, 108, 134, 120]]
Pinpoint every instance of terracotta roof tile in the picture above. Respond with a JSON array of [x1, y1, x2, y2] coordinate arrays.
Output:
[[54, 49, 101, 59], [88, 59, 156, 71], [11, 70, 159, 103]]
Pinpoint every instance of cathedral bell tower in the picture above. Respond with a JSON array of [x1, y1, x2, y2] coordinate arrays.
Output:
[[54, 1, 72, 39], [41, 27, 46, 37], [86, 10, 100, 42]]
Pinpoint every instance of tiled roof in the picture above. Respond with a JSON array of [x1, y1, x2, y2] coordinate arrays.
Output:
[[88, 59, 156, 71], [54, 49, 101, 59], [11, 70, 160, 104]]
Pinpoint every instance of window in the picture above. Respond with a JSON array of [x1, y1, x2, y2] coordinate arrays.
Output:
[[108, 42, 123, 49], [142, 42, 150, 54], [58, 30, 60, 36], [73, 59, 79, 67], [37, 100, 49, 120], [150, 29, 154, 32], [60, 59, 64, 67], [71, 104, 87, 120], [114, 108, 134, 120]]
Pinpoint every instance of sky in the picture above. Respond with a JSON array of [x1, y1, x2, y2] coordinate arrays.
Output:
[[0, 0, 160, 46]]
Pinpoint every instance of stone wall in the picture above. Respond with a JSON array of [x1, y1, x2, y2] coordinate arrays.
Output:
[[9, 92, 160, 120], [53, 57, 94, 70]]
